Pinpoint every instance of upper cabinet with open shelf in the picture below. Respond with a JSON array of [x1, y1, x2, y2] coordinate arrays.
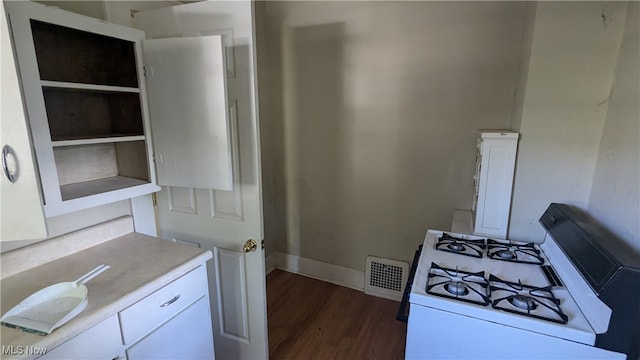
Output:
[[6, 2, 159, 217], [5, 1, 233, 219]]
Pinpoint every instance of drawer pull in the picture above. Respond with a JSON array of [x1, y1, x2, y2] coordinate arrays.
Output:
[[160, 294, 181, 307]]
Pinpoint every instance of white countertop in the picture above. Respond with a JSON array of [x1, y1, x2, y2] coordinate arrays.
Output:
[[0, 231, 212, 358]]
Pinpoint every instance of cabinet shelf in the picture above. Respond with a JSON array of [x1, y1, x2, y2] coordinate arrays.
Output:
[[43, 88, 144, 141], [52, 135, 145, 147], [31, 19, 139, 88], [41, 80, 140, 94], [60, 176, 150, 201]]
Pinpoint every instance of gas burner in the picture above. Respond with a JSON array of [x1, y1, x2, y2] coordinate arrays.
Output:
[[447, 242, 466, 252], [489, 274, 568, 324], [509, 295, 537, 311], [495, 249, 516, 260], [426, 262, 490, 306], [445, 281, 469, 296], [487, 239, 544, 265], [435, 233, 486, 258]]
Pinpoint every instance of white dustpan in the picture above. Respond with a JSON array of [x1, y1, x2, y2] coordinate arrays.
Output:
[[0, 264, 110, 335]]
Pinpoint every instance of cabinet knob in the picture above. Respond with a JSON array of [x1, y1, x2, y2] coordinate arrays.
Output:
[[2, 145, 18, 183]]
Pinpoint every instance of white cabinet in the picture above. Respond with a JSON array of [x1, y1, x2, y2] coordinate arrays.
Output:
[[119, 265, 209, 344], [5, 1, 159, 218], [4, 1, 232, 219], [122, 266, 214, 360], [34, 266, 214, 360], [37, 315, 122, 360], [0, 1, 47, 242], [126, 297, 214, 360], [472, 130, 519, 238]]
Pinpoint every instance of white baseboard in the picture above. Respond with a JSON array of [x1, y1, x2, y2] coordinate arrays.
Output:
[[265, 251, 278, 275], [267, 252, 365, 292]]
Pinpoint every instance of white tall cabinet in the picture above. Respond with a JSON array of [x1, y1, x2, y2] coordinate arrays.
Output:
[[472, 130, 519, 238]]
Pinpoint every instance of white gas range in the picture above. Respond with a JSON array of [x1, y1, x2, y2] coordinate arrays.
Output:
[[405, 204, 638, 360]]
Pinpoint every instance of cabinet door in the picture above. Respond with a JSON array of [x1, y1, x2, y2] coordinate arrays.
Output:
[[0, 1, 47, 242], [126, 297, 215, 360], [143, 35, 233, 190], [37, 315, 122, 360], [474, 134, 518, 238]]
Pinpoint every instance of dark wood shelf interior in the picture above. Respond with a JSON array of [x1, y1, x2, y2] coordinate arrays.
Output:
[[44, 88, 144, 141], [31, 19, 139, 87]]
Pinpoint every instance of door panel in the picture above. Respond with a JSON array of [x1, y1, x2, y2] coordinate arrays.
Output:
[[135, 2, 267, 359], [167, 186, 197, 215], [215, 247, 250, 342]]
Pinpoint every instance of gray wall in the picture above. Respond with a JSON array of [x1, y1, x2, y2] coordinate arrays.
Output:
[[587, 2, 640, 254], [260, 1, 528, 270], [509, 1, 628, 243]]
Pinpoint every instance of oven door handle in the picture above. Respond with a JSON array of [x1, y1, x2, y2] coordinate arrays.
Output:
[[397, 244, 422, 323]]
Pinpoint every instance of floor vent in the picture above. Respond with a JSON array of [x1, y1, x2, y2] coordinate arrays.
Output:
[[365, 256, 409, 301]]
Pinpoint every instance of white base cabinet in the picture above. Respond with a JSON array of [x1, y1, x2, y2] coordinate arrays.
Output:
[[37, 315, 122, 360], [35, 266, 214, 360], [472, 130, 519, 239], [126, 297, 214, 360]]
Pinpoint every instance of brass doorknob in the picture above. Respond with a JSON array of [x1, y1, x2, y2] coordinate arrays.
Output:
[[242, 239, 258, 253]]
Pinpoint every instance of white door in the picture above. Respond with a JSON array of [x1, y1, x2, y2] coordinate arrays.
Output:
[[134, 2, 267, 359]]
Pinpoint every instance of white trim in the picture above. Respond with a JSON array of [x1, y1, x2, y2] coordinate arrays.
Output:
[[265, 252, 278, 275], [268, 252, 365, 292]]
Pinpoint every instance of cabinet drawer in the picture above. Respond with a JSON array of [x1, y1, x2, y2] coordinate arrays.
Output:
[[119, 266, 208, 344]]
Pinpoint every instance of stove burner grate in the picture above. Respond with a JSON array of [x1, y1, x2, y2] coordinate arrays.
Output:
[[487, 239, 544, 265], [426, 262, 490, 306], [435, 233, 486, 258], [489, 274, 568, 324]]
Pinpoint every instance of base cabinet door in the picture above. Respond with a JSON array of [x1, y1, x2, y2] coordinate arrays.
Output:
[[126, 297, 214, 360], [36, 315, 122, 360]]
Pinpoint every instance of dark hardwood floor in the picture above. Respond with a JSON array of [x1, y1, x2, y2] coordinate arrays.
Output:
[[267, 269, 407, 360]]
